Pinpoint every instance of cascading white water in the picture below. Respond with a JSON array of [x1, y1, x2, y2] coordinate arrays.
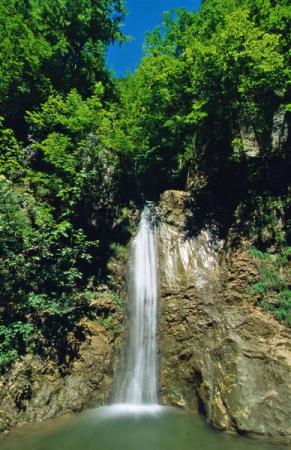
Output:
[[114, 203, 158, 405]]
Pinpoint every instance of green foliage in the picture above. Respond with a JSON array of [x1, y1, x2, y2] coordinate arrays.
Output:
[[249, 195, 289, 247], [25, 85, 126, 217], [0, 0, 131, 369], [0, 322, 34, 367], [249, 246, 291, 327], [0, 177, 100, 365], [97, 290, 124, 335], [1, 0, 290, 369], [116, 0, 289, 203], [0, 0, 125, 136], [0, 120, 26, 181], [248, 247, 272, 261], [109, 242, 128, 260], [115, 53, 194, 194]]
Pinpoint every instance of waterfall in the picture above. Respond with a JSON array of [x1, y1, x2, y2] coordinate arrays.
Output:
[[114, 203, 158, 405]]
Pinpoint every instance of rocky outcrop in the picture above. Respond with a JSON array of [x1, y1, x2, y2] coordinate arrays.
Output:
[[0, 294, 124, 433], [237, 102, 289, 157], [158, 190, 291, 442]]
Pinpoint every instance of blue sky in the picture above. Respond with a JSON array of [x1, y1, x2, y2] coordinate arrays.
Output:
[[107, 0, 201, 77]]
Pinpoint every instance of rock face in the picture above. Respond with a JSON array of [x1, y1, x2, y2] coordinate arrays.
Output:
[[0, 239, 128, 433], [0, 319, 117, 432], [158, 190, 291, 441]]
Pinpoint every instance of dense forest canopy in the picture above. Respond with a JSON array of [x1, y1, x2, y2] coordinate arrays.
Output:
[[0, 0, 125, 137], [0, 0, 290, 366]]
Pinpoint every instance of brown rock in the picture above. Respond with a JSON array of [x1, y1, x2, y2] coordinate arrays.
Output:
[[0, 319, 121, 432], [158, 190, 291, 442]]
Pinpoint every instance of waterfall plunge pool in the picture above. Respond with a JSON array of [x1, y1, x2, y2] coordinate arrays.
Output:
[[0, 405, 286, 450]]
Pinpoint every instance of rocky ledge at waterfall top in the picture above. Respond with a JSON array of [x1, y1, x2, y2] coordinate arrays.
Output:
[[158, 190, 291, 443]]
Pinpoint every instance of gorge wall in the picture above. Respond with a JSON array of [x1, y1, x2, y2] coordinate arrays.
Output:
[[0, 287, 125, 432], [158, 190, 291, 442]]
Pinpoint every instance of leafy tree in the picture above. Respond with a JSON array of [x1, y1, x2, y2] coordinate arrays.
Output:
[[1, 0, 290, 367], [0, 119, 26, 181], [0, 0, 125, 136], [0, 177, 98, 365]]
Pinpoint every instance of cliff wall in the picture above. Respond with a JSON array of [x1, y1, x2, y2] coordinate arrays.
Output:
[[158, 190, 291, 441]]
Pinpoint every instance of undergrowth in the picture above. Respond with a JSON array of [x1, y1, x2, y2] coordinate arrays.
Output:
[[248, 246, 291, 327]]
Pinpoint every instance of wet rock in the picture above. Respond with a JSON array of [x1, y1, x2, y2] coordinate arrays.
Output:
[[159, 190, 190, 227], [0, 319, 120, 433], [89, 296, 116, 313], [158, 190, 291, 442]]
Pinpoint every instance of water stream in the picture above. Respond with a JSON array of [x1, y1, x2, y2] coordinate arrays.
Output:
[[0, 205, 287, 450], [114, 203, 158, 405]]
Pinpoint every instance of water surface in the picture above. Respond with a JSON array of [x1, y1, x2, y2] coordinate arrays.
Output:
[[0, 406, 286, 450]]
